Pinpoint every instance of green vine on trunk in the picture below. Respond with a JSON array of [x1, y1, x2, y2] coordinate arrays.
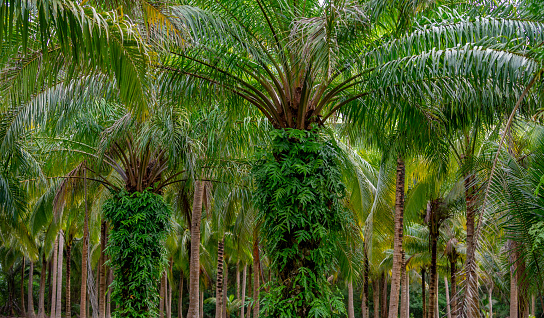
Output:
[[253, 128, 347, 318], [104, 190, 171, 318]]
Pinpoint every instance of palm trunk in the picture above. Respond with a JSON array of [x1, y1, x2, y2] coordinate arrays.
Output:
[[252, 240, 260, 318], [246, 266, 252, 318], [187, 181, 204, 318], [65, 240, 72, 318], [99, 222, 106, 318], [106, 268, 112, 318], [38, 258, 46, 318], [215, 238, 225, 318], [531, 294, 535, 317], [46, 260, 52, 314], [21, 258, 26, 317], [400, 254, 408, 318], [381, 273, 388, 318], [241, 265, 247, 318], [362, 248, 369, 318], [178, 273, 184, 318], [373, 279, 380, 318], [435, 274, 439, 318], [463, 172, 479, 318], [445, 277, 451, 318], [27, 261, 36, 318], [422, 268, 426, 318], [223, 259, 228, 318], [348, 281, 355, 318], [160, 271, 166, 318], [236, 262, 240, 300], [450, 260, 456, 318], [429, 233, 438, 318], [167, 260, 173, 318], [55, 231, 64, 318], [81, 169, 89, 318], [389, 157, 405, 318], [510, 240, 518, 318], [51, 237, 59, 318]]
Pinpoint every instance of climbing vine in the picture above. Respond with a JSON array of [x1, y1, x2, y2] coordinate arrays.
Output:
[[103, 190, 171, 318], [253, 128, 348, 317]]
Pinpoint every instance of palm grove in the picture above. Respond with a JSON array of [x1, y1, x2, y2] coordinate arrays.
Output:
[[1, 0, 544, 317]]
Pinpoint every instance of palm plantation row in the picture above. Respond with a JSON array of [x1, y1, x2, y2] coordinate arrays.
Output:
[[1, 0, 544, 317]]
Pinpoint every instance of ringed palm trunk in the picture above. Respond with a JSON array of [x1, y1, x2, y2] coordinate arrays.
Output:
[[348, 281, 355, 318], [240, 265, 247, 318], [38, 258, 46, 318], [389, 157, 405, 318], [167, 259, 173, 318], [81, 170, 90, 318], [65, 240, 72, 318], [400, 253, 408, 318], [187, 181, 204, 318], [252, 240, 260, 318], [160, 271, 166, 318], [362, 248, 369, 318], [236, 261, 240, 300], [487, 284, 492, 318], [215, 238, 225, 318], [28, 261, 36, 318], [55, 231, 64, 318]]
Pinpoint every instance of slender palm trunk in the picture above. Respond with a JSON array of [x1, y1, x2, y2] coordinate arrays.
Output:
[[463, 172, 479, 318], [38, 258, 46, 318], [215, 238, 225, 318], [510, 240, 518, 318], [236, 262, 240, 300], [21, 258, 26, 317], [373, 279, 380, 318], [389, 157, 405, 318], [348, 281, 355, 318], [246, 266, 252, 318], [55, 232, 64, 318], [167, 260, 173, 318], [46, 261, 52, 314], [51, 237, 59, 318], [160, 271, 166, 318], [400, 254, 408, 318], [445, 277, 451, 318], [429, 233, 438, 318], [531, 294, 535, 317], [178, 273, 184, 318], [223, 259, 228, 318], [252, 240, 260, 318], [99, 222, 106, 318], [422, 268, 426, 318], [381, 273, 388, 318], [435, 274, 439, 318], [106, 268, 112, 318], [362, 248, 369, 318], [81, 169, 89, 318], [27, 261, 36, 318], [187, 181, 204, 318], [450, 260, 456, 318], [241, 265, 247, 318], [65, 240, 72, 318]]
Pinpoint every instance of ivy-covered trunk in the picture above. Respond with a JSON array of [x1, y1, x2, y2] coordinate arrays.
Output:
[[104, 190, 171, 318], [254, 129, 347, 317]]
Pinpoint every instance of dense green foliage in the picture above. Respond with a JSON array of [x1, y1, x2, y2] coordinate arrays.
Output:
[[104, 190, 171, 318], [254, 129, 348, 317]]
